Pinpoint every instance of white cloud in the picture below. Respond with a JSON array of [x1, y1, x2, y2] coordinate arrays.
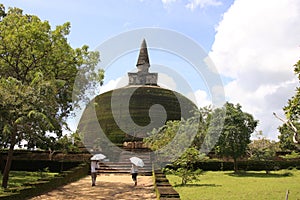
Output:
[[186, 0, 222, 11], [99, 77, 127, 94], [160, 0, 222, 10], [158, 73, 178, 90], [209, 0, 300, 140], [161, 0, 177, 4], [190, 89, 212, 108]]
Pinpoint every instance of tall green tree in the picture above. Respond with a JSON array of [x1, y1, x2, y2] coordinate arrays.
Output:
[[192, 106, 212, 149], [285, 59, 300, 121], [278, 123, 300, 151], [282, 59, 300, 144], [211, 102, 258, 173], [248, 131, 279, 174], [0, 5, 103, 188]]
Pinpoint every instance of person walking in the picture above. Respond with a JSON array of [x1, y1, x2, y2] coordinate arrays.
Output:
[[130, 164, 138, 186], [91, 160, 98, 186]]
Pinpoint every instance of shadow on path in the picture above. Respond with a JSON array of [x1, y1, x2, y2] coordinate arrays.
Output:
[[30, 175, 156, 200]]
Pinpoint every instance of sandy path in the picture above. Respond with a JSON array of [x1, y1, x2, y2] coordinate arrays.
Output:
[[30, 174, 157, 200]]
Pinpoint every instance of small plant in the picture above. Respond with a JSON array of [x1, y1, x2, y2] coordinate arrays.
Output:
[[166, 147, 207, 185], [38, 167, 50, 179]]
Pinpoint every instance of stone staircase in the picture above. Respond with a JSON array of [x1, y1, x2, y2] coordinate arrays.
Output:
[[96, 148, 153, 176]]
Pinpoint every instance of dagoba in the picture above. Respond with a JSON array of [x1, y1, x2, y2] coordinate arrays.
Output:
[[77, 39, 197, 150]]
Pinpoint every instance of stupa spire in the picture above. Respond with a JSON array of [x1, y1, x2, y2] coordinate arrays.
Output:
[[128, 39, 157, 86], [136, 38, 150, 67]]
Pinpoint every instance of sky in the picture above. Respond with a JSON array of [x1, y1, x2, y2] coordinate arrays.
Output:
[[2, 0, 300, 141]]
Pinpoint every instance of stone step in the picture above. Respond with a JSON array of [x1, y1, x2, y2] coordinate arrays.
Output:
[[98, 162, 152, 167], [97, 167, 152, 172], [157, 187, 180, 198], [100, 161, 152, 164], [118, 155, 153, 161], [98, 164, 152, 168], [95, 149, 154, 175], [96, 170, 152, 175], [96, 160, 153, 176]]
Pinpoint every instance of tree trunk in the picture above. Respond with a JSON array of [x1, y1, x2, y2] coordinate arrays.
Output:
[[2, 134, 16, 188], [233, 157, 238, 173], [0, 152, 4, 174]]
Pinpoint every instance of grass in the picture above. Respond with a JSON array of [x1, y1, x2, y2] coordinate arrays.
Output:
[[79, 86, 197, 144], [167, 169, 300, 200], [0, 170, 58, 197]]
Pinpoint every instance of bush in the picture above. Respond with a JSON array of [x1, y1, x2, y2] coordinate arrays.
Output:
[[166, 159, 300, 172]]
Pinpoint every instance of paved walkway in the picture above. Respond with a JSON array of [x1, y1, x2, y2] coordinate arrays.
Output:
[[30, 174, 157, 200]]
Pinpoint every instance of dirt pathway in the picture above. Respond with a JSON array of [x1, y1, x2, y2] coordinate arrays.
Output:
[[30, 174, 157, 200]]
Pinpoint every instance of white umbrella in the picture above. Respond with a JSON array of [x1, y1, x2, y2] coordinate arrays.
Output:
[[129, 157, 144, 167], [90, 153, 106, 161]]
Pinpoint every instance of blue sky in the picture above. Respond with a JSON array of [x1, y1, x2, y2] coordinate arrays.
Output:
[[1, 0, 233, 51], [2, 0, 300, 140]]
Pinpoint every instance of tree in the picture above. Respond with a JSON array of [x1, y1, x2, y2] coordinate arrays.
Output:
[[0, 5, 103, 188], [274, 112, 299, 146], [212, 102, 258, 173], [285, 59, 300, 121], [144, 110, 209, 185], [144, 108, 202, 164], [165, 147, 207, 185], [273, 60, 300, 145], [248, 131, 278, 174], [192, 106, 212, 149], [278, 123, 300, 151]]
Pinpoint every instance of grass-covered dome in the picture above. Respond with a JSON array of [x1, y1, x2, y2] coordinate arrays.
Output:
[[78, 85, 197, 146]]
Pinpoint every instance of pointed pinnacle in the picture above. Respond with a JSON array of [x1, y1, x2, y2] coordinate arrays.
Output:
[[136, 39, 150, 66]]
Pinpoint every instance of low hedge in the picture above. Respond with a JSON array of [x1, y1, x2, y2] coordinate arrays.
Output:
[[0, 162, 89, 200], [1, 160, 82, 173], [166, 160, 300, 171]]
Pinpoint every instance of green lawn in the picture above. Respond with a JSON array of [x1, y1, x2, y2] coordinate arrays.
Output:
[[0, 171, 58, 197], [167, 170, 300, 200]]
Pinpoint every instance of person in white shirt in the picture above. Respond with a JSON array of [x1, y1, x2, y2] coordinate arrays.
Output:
[[91, 160, 98, 186], [130, 164, 138, 186]]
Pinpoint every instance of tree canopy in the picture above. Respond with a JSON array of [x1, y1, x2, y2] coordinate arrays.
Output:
[[278, 123, 300, 151], [284, 60, 300, 122], [248, 131, 279, 173], [0, 5, 103, 188], [275, 60, 300, 145], [212, 102, 258, 172]]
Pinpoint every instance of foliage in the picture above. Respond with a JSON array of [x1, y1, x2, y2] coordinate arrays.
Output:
[[165, 147, 207, 185], [0, 5, 103, 188], [144, 111, 201, 163], [55, 132, 82, 153], [279, 151, 300, 160], [167, 170, 300, 200], [192, 106, 213, 149], [211, 102, 258, 173], [282, 57, 300, 145], [284, 60, 300, 121], [248, 131, 278, 173], [278, 123, 300, 151], [144, 120, 179, 151]]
